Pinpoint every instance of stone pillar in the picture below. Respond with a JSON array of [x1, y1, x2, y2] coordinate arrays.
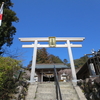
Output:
[[30, 40, 38, 83], [41, 72, 43, 82], [36, 72, 41, 82], [38, 73, 41, 82], [58, 73, 61, 81], [67, 40, 77, 81]]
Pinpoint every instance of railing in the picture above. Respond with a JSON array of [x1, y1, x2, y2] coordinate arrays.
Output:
[[54, 65, 62, 100]]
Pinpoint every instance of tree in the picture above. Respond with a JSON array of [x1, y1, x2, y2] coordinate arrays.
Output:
[[48, 54, 63, 63], [27, 48, 63, 68], [1, 47, 26, 61], [0, 0, 19, 53], [36, 48, 49, 63], [27, 60, 32, 68], [74, 56, 88, 68], [67, 56, 88, 68], [36, 48, 63, 64], [0, 57, 21, 99], [63, 59, 68, 65]]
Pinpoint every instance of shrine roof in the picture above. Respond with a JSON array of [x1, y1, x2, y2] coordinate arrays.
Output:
[[35, 64, 68, 69]]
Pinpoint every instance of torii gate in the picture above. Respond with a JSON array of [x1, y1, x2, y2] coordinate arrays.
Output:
[[19, 37, 85, 83]]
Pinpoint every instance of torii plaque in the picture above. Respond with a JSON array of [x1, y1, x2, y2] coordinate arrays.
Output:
[[19, 37, 85, 83]]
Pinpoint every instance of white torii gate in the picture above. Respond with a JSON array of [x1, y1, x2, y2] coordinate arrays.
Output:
[[19, 37, 85, 83]]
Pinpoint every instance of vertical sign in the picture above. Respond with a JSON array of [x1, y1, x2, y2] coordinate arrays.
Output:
[[49, 37, 56, 47]]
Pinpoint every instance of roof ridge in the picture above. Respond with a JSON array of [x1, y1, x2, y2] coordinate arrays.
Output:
[[36, 63, 64, 65]]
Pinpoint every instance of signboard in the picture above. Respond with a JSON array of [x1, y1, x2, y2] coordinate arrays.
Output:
[[49, 37, 56, 47]]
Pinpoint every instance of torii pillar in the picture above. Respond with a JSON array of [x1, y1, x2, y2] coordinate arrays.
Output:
[[67, 40, 77, 81], [19, 37, 85, 83], [30, 40, 38, 83]]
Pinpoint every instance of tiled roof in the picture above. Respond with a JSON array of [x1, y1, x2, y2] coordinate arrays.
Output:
[[36, 64, 68, 69]]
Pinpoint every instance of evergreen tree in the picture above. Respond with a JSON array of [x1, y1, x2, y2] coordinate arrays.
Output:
[[0, 0, 19, 53], [67, 56, 88, 68], [63, 59, 68, 65], [74, 56, 88, 68], [48, 54, 63, 63], [27, 48, 63, 68], [36, 48, 49, 63]]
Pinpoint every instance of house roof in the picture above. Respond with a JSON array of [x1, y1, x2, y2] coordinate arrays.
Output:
[[35, 64, 68, 69]]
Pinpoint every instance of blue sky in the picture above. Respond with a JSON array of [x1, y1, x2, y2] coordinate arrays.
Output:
[[5, 0, 100, 66]]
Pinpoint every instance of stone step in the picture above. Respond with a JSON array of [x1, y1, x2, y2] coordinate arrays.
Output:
[[35, 93, 56, 100], [38, 84, 55, 88], [60, 85, 73, 88], [62, 94, 79, 100], [35, 99, 55, 100], [39, 82, 54, 84], [37, 88, 55, 93], [59, 82, 73, 85], [35, 94, 79, 100], [60, 86, 75, 90], [60, 89, 76, 94], [39, 82, 72, 85]]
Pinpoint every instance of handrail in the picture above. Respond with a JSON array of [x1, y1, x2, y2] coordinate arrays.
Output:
[[54, 65, 62, 100]]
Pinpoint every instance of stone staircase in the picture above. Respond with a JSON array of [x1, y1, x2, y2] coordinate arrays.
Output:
[[34, 82, 56, 100], [34, 82, 79, 100], [60, 82, 79, 100]]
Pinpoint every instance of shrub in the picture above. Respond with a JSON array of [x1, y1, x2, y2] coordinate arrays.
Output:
[[0, 57, 21, 99]]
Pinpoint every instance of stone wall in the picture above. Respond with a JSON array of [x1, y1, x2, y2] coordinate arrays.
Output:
[[77, 75, 100, 100], [9, 80, 29, 100]]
